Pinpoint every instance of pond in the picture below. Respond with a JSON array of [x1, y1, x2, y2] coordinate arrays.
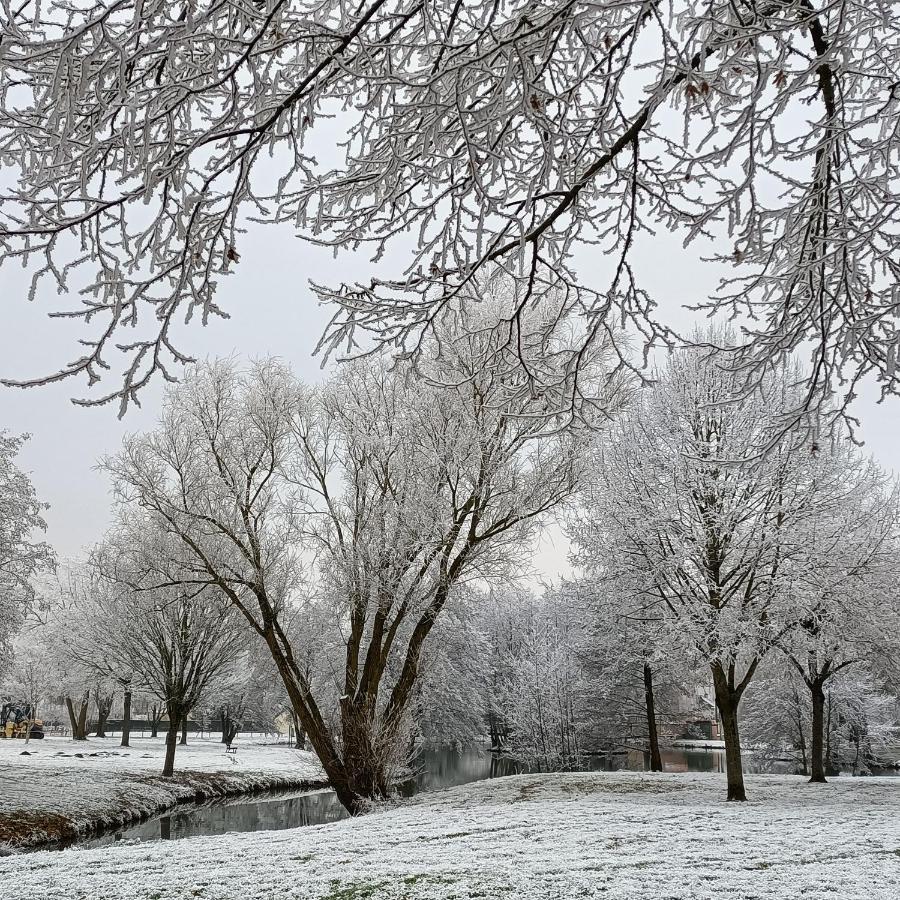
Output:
[[76, 744, 738, 849]]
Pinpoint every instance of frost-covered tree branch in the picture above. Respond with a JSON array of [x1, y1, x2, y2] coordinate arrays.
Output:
[[1, 1, 897, 418]]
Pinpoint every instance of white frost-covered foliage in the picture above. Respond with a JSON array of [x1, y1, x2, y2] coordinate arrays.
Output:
[[487, 588, 588, 769], [415, 592, 493, 747], [743, 660, 900, 774], [569, 577, 706, 753], [0, 431, 55, 667], [574, 343, 802, 686], [569, 332, 896, 798], [100, 326, 615, 808], [740, 655, 816, 770], [1, 2, 898, 419], [417, 582, 702, 765], [767, 455, 900, 779], [80, 534, 246, 769], [469, 582, 709, 766], [823, 672, 900, 773]]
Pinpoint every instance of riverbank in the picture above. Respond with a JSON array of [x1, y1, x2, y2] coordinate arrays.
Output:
[[3, 770, 897, 899], [0, 736, 325, 852]]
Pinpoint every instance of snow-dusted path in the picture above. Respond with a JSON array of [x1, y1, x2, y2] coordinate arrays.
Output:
[[0, 736, 323, 851], [3, 771, 897, 899]]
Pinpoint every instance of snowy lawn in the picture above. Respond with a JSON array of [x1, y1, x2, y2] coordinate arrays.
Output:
[[3, 770, 898, 899], [0, 736, 324, 851]]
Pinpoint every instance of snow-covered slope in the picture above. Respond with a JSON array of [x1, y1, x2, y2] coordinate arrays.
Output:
[[3, 770, 897, 899]]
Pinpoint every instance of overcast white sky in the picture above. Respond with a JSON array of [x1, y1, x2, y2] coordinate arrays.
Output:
[[2, 195, 900, 580]]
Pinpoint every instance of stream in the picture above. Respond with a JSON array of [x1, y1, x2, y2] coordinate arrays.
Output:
[[74, 745, 738, 849]]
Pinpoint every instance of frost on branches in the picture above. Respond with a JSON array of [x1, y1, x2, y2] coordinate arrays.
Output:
[[0, 432, 55, 666], [570, 330, 897, 801], [98, 310, 622, 811], [1, 2, 899, 418]]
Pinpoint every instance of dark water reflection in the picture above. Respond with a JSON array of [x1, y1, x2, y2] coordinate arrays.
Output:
[[80, 787, 347, 849], [78, 745, 740, 849]]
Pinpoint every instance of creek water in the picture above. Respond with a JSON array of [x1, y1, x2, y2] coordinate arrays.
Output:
[[75, 745, 736, 849]]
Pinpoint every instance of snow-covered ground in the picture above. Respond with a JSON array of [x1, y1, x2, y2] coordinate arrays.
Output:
[[0, 735, 324, 851], [3, 771, 897, 899], [0, 734, 316, 775]]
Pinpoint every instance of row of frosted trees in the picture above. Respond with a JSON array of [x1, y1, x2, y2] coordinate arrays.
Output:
[[435, 581, 899, 787], [410, 331, 900, 799], [460, 336, 899, 800], [5, 588, 299, 773]]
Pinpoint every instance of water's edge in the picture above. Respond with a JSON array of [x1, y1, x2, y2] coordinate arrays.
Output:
[[43, 746, 731, 851], [16, 743, 896, 853], [7, 773, 330, 856]]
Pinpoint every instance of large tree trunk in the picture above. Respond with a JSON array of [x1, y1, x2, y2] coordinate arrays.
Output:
[[711, 665, 748, 802], [66, 693, 90, 741], [65, 696, 79, 740], [809, 679, 828, 783], [150, 704, 162, 739], [338, 701, 392, 809], [121, 690, 132, 748], [263, 631, 369, 814], [77, 700, 89, 741], [289, 711, 306, 749], [717, 695, 746, 801], [294, 682, 388, 814], [162, 707, 181, 777], [261, 616, 425, 815], [94, 693, 113, 737], [643, 663, 663, 772], [179, 714, 188, 746]]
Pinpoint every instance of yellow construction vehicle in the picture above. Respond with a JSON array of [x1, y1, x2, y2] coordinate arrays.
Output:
[[0, 701, 44, 739]]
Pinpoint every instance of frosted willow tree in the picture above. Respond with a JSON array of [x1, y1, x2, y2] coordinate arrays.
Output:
[[1, 2, 898, 419], [103, 323, 622, 811], [571, 335, 862, 801]]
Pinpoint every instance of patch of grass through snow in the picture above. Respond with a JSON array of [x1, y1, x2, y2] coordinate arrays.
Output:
[[322, 880, 388, 900], [321, 875, 457, 899]]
